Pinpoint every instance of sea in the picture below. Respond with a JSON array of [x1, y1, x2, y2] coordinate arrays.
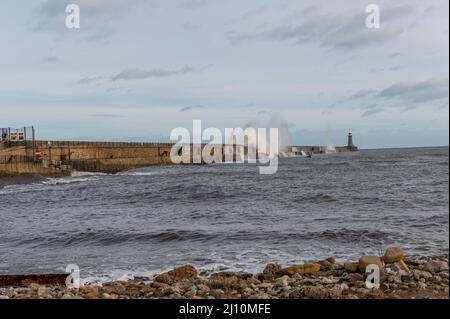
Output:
[[0, 147, 448, 282]]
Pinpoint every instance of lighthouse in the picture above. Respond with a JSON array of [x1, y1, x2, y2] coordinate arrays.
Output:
[[347, 132, 357, 151]]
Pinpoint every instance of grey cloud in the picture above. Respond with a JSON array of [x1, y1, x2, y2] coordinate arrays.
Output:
[[388, 52, 402, 59], [390, 65, 404, 71], [41, 56, 59, 63], [231, 5, 413, 50], [111, 66, 199, 81], [106, 87, 122, 93], [179, 105, 204, 112], [224, 6, 267, 26], [369, 67, 384, 73], [86, 27, 116, 42], [350, 89, 376, 99], [378, 78, 449, 103], [78, 76, 105, 85], [361, 108, 384, 117], [79, 66, 202, 85], [403, 105, 417, 111]]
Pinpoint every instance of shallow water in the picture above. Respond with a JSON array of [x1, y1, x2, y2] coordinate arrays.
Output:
[[0, 147, 448, 281]]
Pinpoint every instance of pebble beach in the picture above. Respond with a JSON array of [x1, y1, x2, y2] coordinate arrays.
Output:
[[1, 248, 448, 300]]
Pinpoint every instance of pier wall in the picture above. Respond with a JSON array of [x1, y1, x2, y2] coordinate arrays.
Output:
[[289, 145, 358, 153], [0, 161, 70, 177], [0, 141, 175, 175], [0, 140, 358, 177]]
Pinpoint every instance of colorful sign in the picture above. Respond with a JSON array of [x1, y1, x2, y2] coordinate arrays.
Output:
[[0, 128, 7, 141], [1, 127, 33, 142]]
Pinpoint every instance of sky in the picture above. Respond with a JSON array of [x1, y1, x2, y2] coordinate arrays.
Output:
[[0, 0, 448, 149]]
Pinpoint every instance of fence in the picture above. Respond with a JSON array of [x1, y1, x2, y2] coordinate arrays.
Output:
[[32, 141, 175, 148]]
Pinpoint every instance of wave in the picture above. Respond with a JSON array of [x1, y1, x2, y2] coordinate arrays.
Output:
[[117, 172, 156, 176], [42, 177, 100, 186], [12, 228, 394, 248], [294, 194, 337, 203], [71, 171, 108, 177]]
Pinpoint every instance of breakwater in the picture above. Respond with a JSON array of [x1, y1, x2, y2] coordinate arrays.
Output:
[[0, 141, 174, 176], [0, 139, 358, 177]]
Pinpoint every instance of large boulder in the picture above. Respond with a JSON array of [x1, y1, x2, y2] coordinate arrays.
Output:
[[383, 247, 405, 263], [344, 262, 359, 273], [154, 265, 198, 284], [263, 263, 282, 275], [424, 260, 449, 273], [278, 263, 321, 276], [358, 256, 384, 272]]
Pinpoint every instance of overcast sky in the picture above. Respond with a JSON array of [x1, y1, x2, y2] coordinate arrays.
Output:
[[0, 0, 448, 148]]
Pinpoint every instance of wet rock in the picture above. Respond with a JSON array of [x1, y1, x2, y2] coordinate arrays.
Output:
[[0, 274, 67, 288], [274, 276, 289, 288], [258, 283, 273, 290], [184, 287, 197, 298], [424, 261, 449, 274], [0, 295, 9, 299], [365, 289, 385, 299], [359, 256, 384, 272], [326, 257, 336, 264], [384, 247, 405, 264], [162, 286, 181, 296], [387, 275, 402, 284], [432, 275, 442, 284], [154, 265, 197, 284], [321, 277, 334, 284], [344, 262, 359, 273], [263, 263, 282, 275], [151, 282, 169, 289], [210, 271, 253, 280], [412, 270, 433, 281], [348, 273, 364, 285], [318, 260, 335, 271], [418, 282, 427, 290], [249, 293, 270, 299], [291, 286, 328, 299], [196, 284, 210, 296], [209, 289, 225, 299], [329, 284, 343, 299], [278, 263, 321, 276]]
